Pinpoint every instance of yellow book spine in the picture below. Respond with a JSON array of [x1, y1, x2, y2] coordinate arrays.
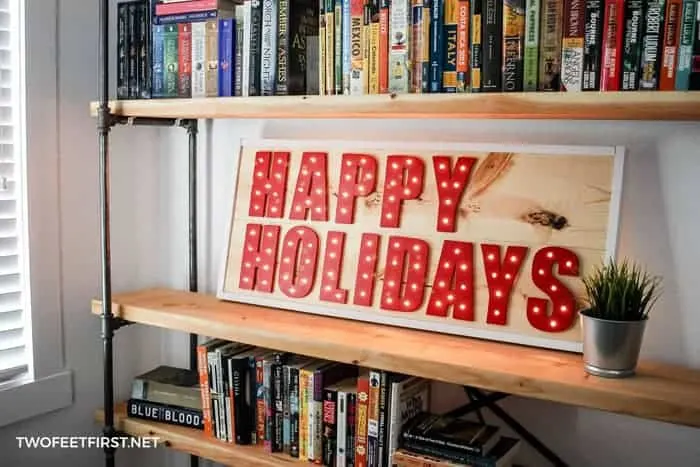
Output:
[[369, 22, 380, 93]]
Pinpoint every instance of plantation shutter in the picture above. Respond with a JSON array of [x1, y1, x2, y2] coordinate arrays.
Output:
[[0, 0, 27, 382]]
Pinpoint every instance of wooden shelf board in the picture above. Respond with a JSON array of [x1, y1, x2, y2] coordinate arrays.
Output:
[[89, 92, 700, 120], [92, 288, 700, 429], [96, 404, 294, 466]]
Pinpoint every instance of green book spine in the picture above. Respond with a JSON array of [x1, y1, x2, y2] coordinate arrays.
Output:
[[523, 0, 540, 90], [675, 0, 697, 89], [163, 24, 179, 97]]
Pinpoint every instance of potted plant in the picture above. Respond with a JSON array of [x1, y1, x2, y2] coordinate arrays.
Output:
[[579, 258, 662, 378]]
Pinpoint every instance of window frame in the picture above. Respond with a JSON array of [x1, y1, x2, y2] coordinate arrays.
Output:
[[0, 0, 72, 428]]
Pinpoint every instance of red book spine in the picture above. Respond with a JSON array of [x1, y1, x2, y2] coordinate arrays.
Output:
[[156, 0, 218, 16], [354, 375, 370, 467], [197, 345, 214, 436], [600, 0, 624, 90], [660, 0, 683, 90], [178, 23, 192, 97], [379, 2, 390, 93]]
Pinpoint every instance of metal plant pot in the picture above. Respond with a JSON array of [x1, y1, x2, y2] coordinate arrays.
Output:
[[579, 310, 648, 378]]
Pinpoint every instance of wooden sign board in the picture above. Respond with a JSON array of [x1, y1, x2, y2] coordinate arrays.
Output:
[[218, 139, 624, 352]]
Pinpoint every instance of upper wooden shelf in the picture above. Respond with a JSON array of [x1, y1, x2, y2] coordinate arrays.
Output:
[[92, 288, 700, 429], [89, 91, 700, 121]]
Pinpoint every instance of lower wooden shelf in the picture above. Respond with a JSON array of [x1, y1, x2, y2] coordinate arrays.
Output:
[[96, 404, 296, 466]]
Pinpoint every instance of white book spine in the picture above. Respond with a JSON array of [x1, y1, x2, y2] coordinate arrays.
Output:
[[242, 1, 252, 96], [336, 391, 347, 467], [191, 21, 207, 97], [260, 0, 278, 95], [388, 0, 411, 93]]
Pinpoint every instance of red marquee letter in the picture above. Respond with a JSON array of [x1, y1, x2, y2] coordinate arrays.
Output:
[[482, 244, 529, 325], [353, 233, 380, 307], [249, 151, 290, 218], [335, 153, 378, 224], [380, 156, 425, 228], [426, 241, 475, 321], [319, 231, 348, 304], [527, 247, 580, 332], [238, 224, 280, 292], [380, 236, 429, 311], [290, 152, 329, 221], [433, 156, 478, 232], [277, 227, 320, 298]]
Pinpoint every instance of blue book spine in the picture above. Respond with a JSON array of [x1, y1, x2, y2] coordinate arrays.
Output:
[[429, 0, 443, 92], [153, 10, 220, 25], [342, 0, 351, 94], [219, 18, 235, 97], [151, 25, 165, 97]]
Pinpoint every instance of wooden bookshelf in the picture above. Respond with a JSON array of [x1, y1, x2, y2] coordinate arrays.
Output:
[[96, 404, 295, 466], [89, 91, 700, 120], [92, 288, 700, 429]]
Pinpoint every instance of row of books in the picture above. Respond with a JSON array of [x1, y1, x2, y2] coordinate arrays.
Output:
[[117, 0, 700, 100], [126, 339, 521, 466]]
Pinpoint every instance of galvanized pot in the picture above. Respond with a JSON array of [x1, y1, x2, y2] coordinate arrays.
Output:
[[579, 310, 647, 378]]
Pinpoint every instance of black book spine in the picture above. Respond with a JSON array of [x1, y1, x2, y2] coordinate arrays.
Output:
[[289, 0, 317, 94], [249, 0, 263, 95], [429, 0, 444, 92], [117, 4, 129, 99], [639, 0, 667, 89], [289, 366, 301, 457], [346, 393, 357, 467], [127, 398, 203, 430], [582, 0, 603, 90], [470, 0, 482, 91], [621, 0, 645, 90], [502, 0, 525, 92], [691, 3, 700, 89], [322, 388, 338, 466], [277, 0, 290, 94], [481, 0, 503, 91], [127, 3, 138, 98], [233, 358, 253, 444], [282, 365, 292, 454], [400, 440, 488, 466], [377, 372, 391, 467], [137, 2, 151, 98], [273, 354, 286, 452]]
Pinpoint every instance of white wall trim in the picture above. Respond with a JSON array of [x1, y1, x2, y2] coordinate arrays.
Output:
[[0, 370, 73, 428]]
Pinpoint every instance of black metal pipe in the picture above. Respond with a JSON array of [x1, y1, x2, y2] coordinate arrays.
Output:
[[447, 389, 509, 419], [98, 1, 115, 466], [466, 389, 568, 467], [186, 119, 200, 467]]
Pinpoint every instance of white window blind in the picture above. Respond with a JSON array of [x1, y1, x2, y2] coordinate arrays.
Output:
[[0, 0, 28, 383]]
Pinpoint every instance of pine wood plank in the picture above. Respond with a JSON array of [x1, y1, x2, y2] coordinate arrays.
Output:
[[96, 404, 294, 466], [89, 92, 700, 120], [92, 288, 700, 428]]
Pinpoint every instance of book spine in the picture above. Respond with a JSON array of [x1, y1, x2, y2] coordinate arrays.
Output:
[[196, 344, 214, 436], [600, 0, 625, 90], [420, 0, 432, 92], [363, 5, 372, 93], [191, 21, 207, 97], [322, 388, 338, 466], [354, 377, 370, 467], [282, 366, 291, 454], [429, 0, 444, 91], [335, 0, 344, 94], [308, 370, 317, 460], [342, 0, 352, 93], [299, 369, 310, 459], [232, 359, 252, 444], [178, 23, 192, 97], [241, 2, 252, 96], [117, 4, 129, 99], [226, 358, 236, 443], [379, 0, 390, 92], [561, 0, 586, 91], [290, 367, 301, 457], [350, 0, 365, 94], [325, 0, 335, 94], [205, 20, 219, 96], [442, 0, 459, 92], [261, 0, 278, 95], [319, 0, 327, 94], [219, 19, 234, 96], [482, 0, 503, 91], [276, 0, 290, 94], [128, 4, 139, 98], [389, 0, 412, 93], [660, 0, 683, 89], [163, 24, 179, 97], [538, 0, 563, 90], [235, 7, 245, 95], [369, 2, 381, 93], [337, 391, 348, 466], [470, 0, 482, 91], [346, 393, 357, 467], [399, 440, 486, 465], [621, 0, 644, 90], [155, 0, 219, 16], [411, 0, 425, 93], [312, 399, 324, 462], [263, 359, 274, 451], [690, 0, 700, 89], [256, 356, 266, 445], [455, 0, 470, 92], [153, 10, 223, 25], [377, 372, 390, 466], [523, 0, 540, 90], [127, 399, 204, 430], [137, 3, 151, 99], [250, 0, 263, 95], [248, 356, 259, 444], [366, 370, 381, 467], [502, 0, 525, 92], [675, 0, 697, 89], [639, 0, 667, 89], [273, 359, 285, 452], [582, 0, 603, 90]]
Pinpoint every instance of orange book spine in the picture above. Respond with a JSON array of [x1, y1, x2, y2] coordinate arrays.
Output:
[[197, 345, 213, 436], [456, 0, 470, 91], [354, 375, 370, 467], [378, 0, 390, 92]]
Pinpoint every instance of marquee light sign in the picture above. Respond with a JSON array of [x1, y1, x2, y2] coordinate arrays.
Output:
[[218, 140, 624, 352]]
